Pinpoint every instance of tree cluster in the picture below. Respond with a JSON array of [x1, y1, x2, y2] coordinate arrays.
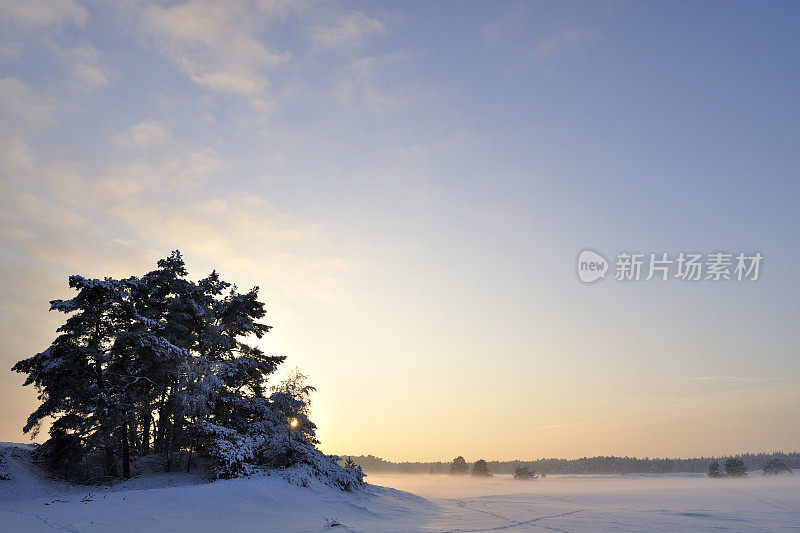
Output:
[[708, 459, 748, 478], [763, 458, 792, 476], [449, 455, 469, 475], [345, 452, 798, 476], [444, 456, 496, 477], [512, 465, 538, 480], [13, 252, 363, 490], [471, 459, 492, 477]]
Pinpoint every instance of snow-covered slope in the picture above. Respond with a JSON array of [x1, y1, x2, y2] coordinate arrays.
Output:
[[3, 444, 800, 532], [0, 444, 433, 532]]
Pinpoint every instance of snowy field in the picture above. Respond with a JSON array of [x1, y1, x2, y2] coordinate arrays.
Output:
[[369, 472, 800, 532], [2, 444, 799, 532]]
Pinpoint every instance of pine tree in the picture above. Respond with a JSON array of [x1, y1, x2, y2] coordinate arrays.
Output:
[[13, 276, 134, 477], [471, 459, 492, 477], [763, 458, 792, 475], [513, 465, 537, 480], [707, 461, 722, 478], [725, 458, 748, 477], [449, 456, 468, 475]]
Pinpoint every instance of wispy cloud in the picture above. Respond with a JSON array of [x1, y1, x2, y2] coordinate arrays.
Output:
[[0, 78, 53, 180], [332, 54, 424, 114], [0, 0, 87, 30], [481, 3, 528, 44], [47, 42, 108, 91], [310, 11, 385, 50], [482, 4, 597, 67], [136, 0, 290, 103], [528, 26, 597, 64], [0, 78, 55, 132], [112, 119, 171, 150]]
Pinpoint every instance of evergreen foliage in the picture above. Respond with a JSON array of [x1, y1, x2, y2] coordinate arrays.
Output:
[[512, 465, 537, 480], [449, 456, 468, 475], [471, 459, 492, 477], [763, 458, 792, 476], [724, 458, 748, 477]]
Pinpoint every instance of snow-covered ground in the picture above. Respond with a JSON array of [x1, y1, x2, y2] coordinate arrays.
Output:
[[369, 472, 800, 532], [2, 444, 799, 532]]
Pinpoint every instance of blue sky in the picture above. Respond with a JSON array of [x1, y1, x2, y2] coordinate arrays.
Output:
[[1, 0, 798, 460]]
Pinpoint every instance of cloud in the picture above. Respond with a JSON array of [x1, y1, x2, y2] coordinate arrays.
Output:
[[2, 146, 308, 276], [528, 27, 596, 63], [481, 3, 528, 44], [0, 3, 108, 95], [0, 136, 34, 177], [0, 78, 55, 132], [47, 42, 109, 91], [481, 5, 596, 66], [112, 120, 171, 149], [310, 11, 385, 50], [0, 0, 87, 30], [136, 0, 290, 98], [332, 54, 420, 114]]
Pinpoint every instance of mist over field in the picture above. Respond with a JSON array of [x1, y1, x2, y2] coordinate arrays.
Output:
[[367, 472, 800, 532]]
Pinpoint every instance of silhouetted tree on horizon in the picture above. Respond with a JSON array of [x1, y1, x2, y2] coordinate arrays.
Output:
[[513, 465, 537, 480], [472, 459, 492, 477], [449, 456, 468, 475]]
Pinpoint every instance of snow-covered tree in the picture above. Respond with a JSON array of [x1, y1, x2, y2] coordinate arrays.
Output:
[[763, 458, 792, 476], [13, 252, 363, 490], [13, 275, 136, 477], [707, 461, 723, 478], [724, 458, 747, 477]]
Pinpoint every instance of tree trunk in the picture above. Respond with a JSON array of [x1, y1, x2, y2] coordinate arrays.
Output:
[[128, 412, 140, 457], [104, 438, 118, 478], [155, 393, 168, 453], [186, 444, 193, 473], [141, 410, 151, 455], [121, 420, 131, 479]]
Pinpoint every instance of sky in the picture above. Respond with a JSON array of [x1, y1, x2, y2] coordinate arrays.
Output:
[[1, 0, 799, 462]]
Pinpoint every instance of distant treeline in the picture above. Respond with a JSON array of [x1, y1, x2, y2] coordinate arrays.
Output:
[[344, 452, 800, 475]]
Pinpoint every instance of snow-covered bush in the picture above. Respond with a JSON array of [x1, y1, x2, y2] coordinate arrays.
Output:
[[199, 373, 365, 490], [0, 448, 12, 480], [201, 423, 363, 490]]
